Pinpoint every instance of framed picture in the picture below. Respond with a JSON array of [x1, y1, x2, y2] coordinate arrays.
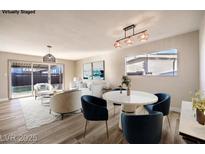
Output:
[[83, 63, 92, 79], [92, 61, 105, 80]]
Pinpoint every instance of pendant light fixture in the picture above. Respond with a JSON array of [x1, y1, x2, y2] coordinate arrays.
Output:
[[43, 45, 56, 63], [114, 24, 149, 48]]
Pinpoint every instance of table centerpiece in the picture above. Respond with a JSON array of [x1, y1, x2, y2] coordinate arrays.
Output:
[[192, 91, 205, 125]]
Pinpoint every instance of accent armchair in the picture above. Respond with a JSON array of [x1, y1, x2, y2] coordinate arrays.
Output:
[[144, 93, 171, 128], [121, 112, 163, 144], [50, 90, 81, 120], [81, 95, 109, 138], [34, 83, 53, 100]]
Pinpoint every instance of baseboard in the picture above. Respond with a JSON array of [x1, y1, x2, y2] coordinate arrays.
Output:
[[0, 98, 9, 102], [170, 107, 181, 113]]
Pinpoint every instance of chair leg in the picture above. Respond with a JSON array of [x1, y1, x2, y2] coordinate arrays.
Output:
[[61, 114, 64, 120], [105, 121, 109, 139], [113, 105, 115, 116], [49, 108, 51, 114], [167, 115, 171, 129], [84, 120, 88, 138]]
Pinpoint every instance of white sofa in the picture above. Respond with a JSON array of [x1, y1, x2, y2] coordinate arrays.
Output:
[[79, 80, 110, 98], [50, 89, 81, 120], [71, 78, 111, 97]]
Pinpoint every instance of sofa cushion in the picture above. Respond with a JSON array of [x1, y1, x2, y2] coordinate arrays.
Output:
[[38, 91, 53, 95]]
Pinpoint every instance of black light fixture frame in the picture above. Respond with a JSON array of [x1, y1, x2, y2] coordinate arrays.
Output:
[[116, 24, 147, 42]]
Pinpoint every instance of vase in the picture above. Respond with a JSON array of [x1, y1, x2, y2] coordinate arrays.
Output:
[[127, 87, 130, 96], [120, 88, 122, 94], [196, 109, 205, 125]]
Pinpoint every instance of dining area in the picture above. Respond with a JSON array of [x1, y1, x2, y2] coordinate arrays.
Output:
[[80, 86, 171, 144]]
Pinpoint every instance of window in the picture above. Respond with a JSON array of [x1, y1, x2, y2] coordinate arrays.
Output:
[[125, 49, 178, 76]]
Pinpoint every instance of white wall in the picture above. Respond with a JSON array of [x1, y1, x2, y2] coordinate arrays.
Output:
[[0, 51, 75, 101], [200, 14, 205, 91], [75, 31, 199, 110]]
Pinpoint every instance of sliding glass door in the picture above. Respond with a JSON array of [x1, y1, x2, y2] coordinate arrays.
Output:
[[9, 61, 64, 99], [50, 65, 63, 90], [10, 62, 32, 98], [33, 64, 49, 85]]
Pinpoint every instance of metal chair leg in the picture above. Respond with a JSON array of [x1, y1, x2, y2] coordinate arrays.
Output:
[[105, 121, 109, 139], [113, 105, 115, 116], [61, 114, 64, 120], [84, 120, 88, 138], [167, 115, 171, 129]]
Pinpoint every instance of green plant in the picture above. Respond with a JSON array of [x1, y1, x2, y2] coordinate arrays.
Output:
[[121, 75, 131, 88], [192, 91, 205, 112]]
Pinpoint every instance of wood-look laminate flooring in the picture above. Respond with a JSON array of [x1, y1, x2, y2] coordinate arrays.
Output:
[[0, 98, 187, 144]]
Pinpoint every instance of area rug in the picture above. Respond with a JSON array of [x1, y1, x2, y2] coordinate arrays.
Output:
[[20, 97, 57, 129]]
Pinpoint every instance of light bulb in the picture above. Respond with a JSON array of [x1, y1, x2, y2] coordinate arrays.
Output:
[[114, 41, 121, 48], [125, 37, 133, 45], [139, 31, 149, 42], [140, 33, 146, 39]]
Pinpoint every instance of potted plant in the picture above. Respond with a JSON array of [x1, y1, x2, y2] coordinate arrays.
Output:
[[121, 75, 131, 96], [192, 91, 205, 125]]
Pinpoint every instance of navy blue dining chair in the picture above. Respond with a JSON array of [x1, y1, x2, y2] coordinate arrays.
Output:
[[112, 88, 126, 115], [81, 95, 109, 138], [121, 112, 163, 144], [144, 93, 171, 128]]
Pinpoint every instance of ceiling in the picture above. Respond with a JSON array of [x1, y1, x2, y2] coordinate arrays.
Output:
[[0, 10, 203, 60]]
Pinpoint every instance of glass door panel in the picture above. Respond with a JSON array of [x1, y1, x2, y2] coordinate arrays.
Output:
[[9, 61, 64, 99], [11, 62, 32, 98], [50, 65, 64, 90], [33, 64, 49, 86]]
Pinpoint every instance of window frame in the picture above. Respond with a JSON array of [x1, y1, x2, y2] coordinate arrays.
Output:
[[125, 49, 179, 77]]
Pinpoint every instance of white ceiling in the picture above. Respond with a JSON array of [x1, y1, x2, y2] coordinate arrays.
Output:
[[0, 10, 203, 60]]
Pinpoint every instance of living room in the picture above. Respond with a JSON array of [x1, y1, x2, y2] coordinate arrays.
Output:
[[0, 5, 205, 149]]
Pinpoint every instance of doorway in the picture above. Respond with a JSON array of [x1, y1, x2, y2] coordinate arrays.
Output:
[[9, 60, 64, 99]]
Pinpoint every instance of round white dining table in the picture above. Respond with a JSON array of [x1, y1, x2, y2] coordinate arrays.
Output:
[[102, 90, 158, 129]]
